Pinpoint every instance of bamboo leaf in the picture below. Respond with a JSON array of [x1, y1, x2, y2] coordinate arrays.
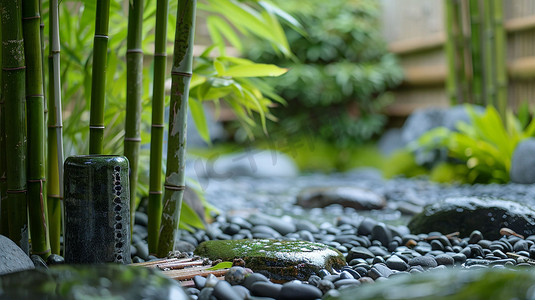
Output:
[[206, 261, 232, 270], [221, 64, 287, 77], [189, 98, 211, 144], [179, 200, 205, 230], [214, 59, 226, 76]]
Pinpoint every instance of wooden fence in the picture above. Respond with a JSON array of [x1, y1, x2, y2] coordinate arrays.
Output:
[[380, 0, 535, 117]]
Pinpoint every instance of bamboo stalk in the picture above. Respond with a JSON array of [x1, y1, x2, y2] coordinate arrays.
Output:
[[23, 0, 50, 258], [1, 0, 29, 253], [0, 20, 7, 237], [157, 0, 197, 257], [89, 0, 111, 154], [493, 0, 507, 118], [39, 0, 46, 121], [483, 0, 496, 107], [148, 0, 170, 255], [124, 0, 144, 238], [454, 0, 469, 103], [444, 0, 459, 104], [47, 0, 64, 255], [469, 0, 484, 105]]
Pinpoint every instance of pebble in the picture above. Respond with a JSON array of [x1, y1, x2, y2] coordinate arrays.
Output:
[[214, 280, 243, 300], [243, 273, 270, 290], [225, 267, 248, 285], [386, 255, 409, 271], [279, 282, 322, 300], [250, 282, 282, 298], [347, 246, 375, 260], [408, 256, 438, 268]]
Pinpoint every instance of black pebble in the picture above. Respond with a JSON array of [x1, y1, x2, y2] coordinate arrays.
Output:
[[279, 282, 322, 300]]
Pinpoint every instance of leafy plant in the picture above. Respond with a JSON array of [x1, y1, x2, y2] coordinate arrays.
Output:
[[36, 0, 291, 231], [245, 0, 403, 146], [415, 105, 535, 183]]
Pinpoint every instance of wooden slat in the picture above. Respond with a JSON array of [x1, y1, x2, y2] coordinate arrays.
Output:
[[389, 33, 446, 55], [505, 14, 535, 32], [402, 65, 447, 86]]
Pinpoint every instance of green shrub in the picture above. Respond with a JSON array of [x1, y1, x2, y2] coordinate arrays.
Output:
[[245, 0, 403, 147], [416, 105, 535, 183]]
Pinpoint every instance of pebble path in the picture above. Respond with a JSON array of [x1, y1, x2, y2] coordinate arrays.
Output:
[[130, 171, 535, 299]]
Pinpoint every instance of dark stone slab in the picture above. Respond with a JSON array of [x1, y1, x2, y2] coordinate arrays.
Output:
[[296, 187, 385, 210], [408, 197, 535, 240]]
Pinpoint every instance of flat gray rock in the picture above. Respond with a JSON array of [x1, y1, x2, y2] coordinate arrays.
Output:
[[0, 235, 34, 276], [296, 186, 385, 210]]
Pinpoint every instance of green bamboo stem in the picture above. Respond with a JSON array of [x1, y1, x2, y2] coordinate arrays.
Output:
[[493, 0, 507, 118], [483, 0, 495, 107], [444, 0, 459, 105], [453, 0, 469, 103], [0, 21, 7, 237], [89, 0, 111, 154], [469, 0, 484, 105], [1, 0, 29, 253], [124, 0, 144, 237], [39, 0, 46, 121], [23, 0, 50, 258], [157, 0, 197, 257], [47, 0, 64, 255], [148, 0, 170, 255]]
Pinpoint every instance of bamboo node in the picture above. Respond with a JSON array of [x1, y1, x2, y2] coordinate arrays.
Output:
[[154, 53, 167, 57], [124, 137, 142, 142], [171, 71, 192, 77], [151, 124, 165, 128], [89, 125, 105, 129], [94, 34, 109, 39], [2, 66, 26, 71], [28, 179, 46, 183], [22, 15, 40, 20], [149, 191, 163, 195], [164, 184, 186, 191], [127, 48, 144, 54]]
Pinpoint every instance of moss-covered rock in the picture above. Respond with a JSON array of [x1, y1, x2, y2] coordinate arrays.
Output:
[[325, 268, 535, 300], [408, 197, 535, 239], [194, 239, 346, 282], [0, 264, 187, 299]]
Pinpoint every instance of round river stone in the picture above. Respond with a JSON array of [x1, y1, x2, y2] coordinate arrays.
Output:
[[408, 197, 535, 239], [194, 239, 346, 282]]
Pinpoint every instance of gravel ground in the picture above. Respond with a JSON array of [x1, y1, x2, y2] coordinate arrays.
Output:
[[131, 170, 535, 300]]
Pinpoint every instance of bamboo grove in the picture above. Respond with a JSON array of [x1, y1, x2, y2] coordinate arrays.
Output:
[[0, 0, 198, 258], [444, 0, 507, 117]]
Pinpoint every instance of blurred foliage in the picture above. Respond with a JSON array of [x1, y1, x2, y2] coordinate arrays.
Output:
[[415, 105, 535, 184], [245, 0, 403, 147], [381, 149, 427, 179], [39, 0, 293, 228]]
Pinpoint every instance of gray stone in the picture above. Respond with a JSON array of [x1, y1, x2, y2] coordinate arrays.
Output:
[[408, 197, 535, 240], [194, 239, 346, 282], [0, 235, 34, 276], [206, 150, 298, 178], [297, 187, 385, 210], [386, 255, 409, 271], [511, 138, 535, 184], [378, 128, 405, 156], [279, 282, 322, 300], [346, 246, 375, 261], [0, 264, 187, 299], [249, 213, 296, 236]]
